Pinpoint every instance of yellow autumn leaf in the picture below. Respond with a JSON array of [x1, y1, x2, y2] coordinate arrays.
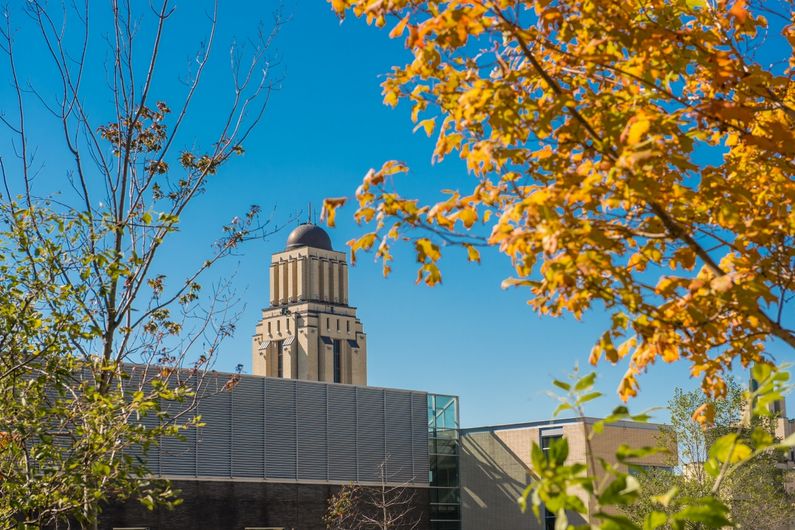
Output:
[[322, 197, 347, 228], [457, 207, 477, 228], [413, 117, 436, 137], [465, 244, 480, 263], [623, 116, 651, 146]]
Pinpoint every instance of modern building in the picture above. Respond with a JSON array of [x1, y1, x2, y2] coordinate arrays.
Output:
[[102, 224, 461, 530], [101, 223, 672, 530], [458, 417, 671, 530]]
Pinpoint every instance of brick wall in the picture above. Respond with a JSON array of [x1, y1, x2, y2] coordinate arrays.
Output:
[[100, 480, 430, 530]]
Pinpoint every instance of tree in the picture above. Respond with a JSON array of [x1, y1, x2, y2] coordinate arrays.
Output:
[[0, 1, 284, 527], [325, 0, 795, 403], [623, 378, 795, 529], [521, 365, 793, 530], [324, 460, 422, 530]]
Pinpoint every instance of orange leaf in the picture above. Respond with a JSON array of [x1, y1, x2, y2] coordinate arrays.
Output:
[[728, 0, 749, 24], [692, 403, 716, 428], [389, 15, 410, 39]]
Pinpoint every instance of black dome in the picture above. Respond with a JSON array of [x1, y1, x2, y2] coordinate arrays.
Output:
[[286, 223, 333, 251]]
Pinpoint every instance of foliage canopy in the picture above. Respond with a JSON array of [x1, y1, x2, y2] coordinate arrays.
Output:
[[0, 1, 283, 526], [327, 0, 795, 402]]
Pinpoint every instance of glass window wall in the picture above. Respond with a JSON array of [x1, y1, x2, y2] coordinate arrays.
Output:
[[428, 394, 461, 530]]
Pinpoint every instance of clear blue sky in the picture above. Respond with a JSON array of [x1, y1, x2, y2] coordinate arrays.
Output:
[[2, 1, 791, 428]]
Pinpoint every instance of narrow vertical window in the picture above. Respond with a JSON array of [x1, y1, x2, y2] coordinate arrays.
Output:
[[276, 340, 284, 378], [333, 339, 341, 383]]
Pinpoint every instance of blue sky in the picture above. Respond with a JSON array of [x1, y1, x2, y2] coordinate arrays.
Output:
[[2, 1, 791, 428]]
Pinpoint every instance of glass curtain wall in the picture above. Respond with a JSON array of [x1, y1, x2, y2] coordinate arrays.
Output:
[[428, 394, 461, 530]]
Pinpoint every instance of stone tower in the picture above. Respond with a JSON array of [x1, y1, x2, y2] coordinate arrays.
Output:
[[251, 223, 367, 385]]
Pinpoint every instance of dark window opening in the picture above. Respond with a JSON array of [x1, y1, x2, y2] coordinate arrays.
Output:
[[276, 340, 284, 378], [544, 507, 556, 530], [541, 434, 563, 455], [333, 339, 342, 383]]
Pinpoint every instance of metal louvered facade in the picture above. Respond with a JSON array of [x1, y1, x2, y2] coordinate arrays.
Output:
[[149, 373, 430, 486]]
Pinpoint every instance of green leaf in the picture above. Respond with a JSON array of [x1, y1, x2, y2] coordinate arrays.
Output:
[[531, 442, 546, 471], [750, 426, 774, 448], [751, 363, 772, 386], [643, 511, 668, 530], [576, 391, 602, 406], [651, 486, 678, 508], [554, 509, 568, 530], [671, 497, 732, 527], [615, 444, 667, 463], [548, 437, 569, 466], [553, 402, 573, 417], [598, 474, 639, 506], [553, 379, 571, 391], [595, 512, 641, 530], [704, 457, 720, 478], [709, 433, 751, 464], [574, 372, 597, 392]]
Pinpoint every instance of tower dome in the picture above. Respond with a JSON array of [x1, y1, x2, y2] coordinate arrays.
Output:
[[285, 223, 333, 251]]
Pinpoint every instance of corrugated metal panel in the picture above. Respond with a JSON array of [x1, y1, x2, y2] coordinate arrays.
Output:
[[231, 377, 265, 478], [296, 383, 327, 480], [124, 367, 430, 486], [264, 378, 296, 478], [197, 389, 231, 476], [327, 385, 357, 481], [159, 381, 197, 477], [385, 391, 414, 483], [356, 387, 386, 482]]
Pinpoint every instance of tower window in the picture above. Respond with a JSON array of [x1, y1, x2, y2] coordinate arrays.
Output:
[[276, 340, 284, 378], [346, 320, 350, 333], [326, 317, 330, 329], [333, 339, 342, 383], [336, 318, 340, 331]]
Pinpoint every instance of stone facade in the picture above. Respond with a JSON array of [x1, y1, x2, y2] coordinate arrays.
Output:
[[252, 227, 367, 385]]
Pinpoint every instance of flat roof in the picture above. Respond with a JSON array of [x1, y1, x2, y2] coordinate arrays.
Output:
[[123, 362, 445, 397], [461, 415, 666, 434]]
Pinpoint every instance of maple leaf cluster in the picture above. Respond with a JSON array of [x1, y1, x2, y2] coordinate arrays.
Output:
[[326, 0, 795, 401]]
